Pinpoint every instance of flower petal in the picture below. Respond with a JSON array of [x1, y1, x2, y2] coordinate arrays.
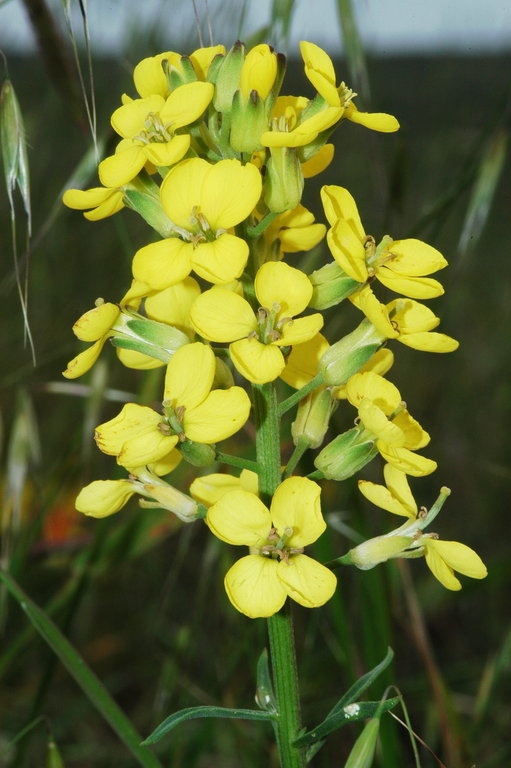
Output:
[[358, 479, 411, 517], [116, 348, 164, 370], [160, 157, 210, 228], [72, 302, 120, 342], [254, 261, 313, 317], [327, 219, 368, 283], [344, 104, 399, 132], [320, 185, 365, 237], [98, 145, 146, 187], [275, 313, 324, 347], [207, 490, 271, 545], [301, 144, 334, 178], [359, 400, 405, 445], [184, 386, 251, 443], [62, 339, 104, 379], [63, 186, 112, 209], [190, 472, 248, 507], [201, 159, 262, 230], [345, 371, 401, 414], [191, 234, 249, 284], [270, 477, 325, 547], [381, 239, 447, 276], [230, 338, 285, 384], [378, 443, 437, 476], [398, 332, 459, 353], [383, 463, 417, 515], [145, 277, 200, 335], [75, 479, 136, 518], [376, 269, 445, 300], [84, 191, 124, 220], [111, 95, 165, 137], [160, 81, 214, 127], [280, 333, 330, 389], [143, 134, 190, 167], [190, 287, 256, 342], [277, 554, 337, 608], [132, 238, 193, 290], [426, 539, 487, 580], [164, 342, 215, 409], [424, 542, 462, 590], [95, 403, 163, 456], [225, 555, 286, 618]]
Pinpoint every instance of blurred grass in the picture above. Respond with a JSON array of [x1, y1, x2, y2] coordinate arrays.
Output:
[[0, 2, 510, 765]]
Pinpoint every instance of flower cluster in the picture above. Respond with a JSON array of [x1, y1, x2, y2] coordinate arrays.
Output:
[[64, 40, 485, 619]]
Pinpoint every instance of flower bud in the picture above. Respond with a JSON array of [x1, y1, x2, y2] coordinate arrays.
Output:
[[179, 439, 217, 467], [320, 319, 385, 386], [230, 90, 270, 153], [264, 147, 304, 212], [309, 261, 360, 309], [142, 482, 199, 522], [347, 534, 414, 570], [292, 387, 336, 449], [240, 44, 278, 100], [111, 314, 190, 363], [212, 41, 245, 114], [314, 427, 377, 480]]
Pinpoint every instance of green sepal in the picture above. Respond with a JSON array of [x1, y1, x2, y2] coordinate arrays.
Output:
[[179, 440, 216, 467], [206, 51, 225, 84], [320, 319, 385, 386], [309, 262, 360, 309], [264, 146, 304, 213], [163, 56, 197, 89], [122, 189, 174, 238], [230, 89, 270, 154], [213, 41, 245, 114], [142, 705, 275, 745], [255, 648, 277, 713], [125, 317, 189, 350], [110, 337, 170, 363], [314, 427, 377, 480]]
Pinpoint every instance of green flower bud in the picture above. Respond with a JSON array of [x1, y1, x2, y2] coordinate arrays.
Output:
[[314, 426, 377, 480], [320, 319, 385, 386], [111, 314, 189, 363], [212, 41, 245, 114], [179, 440, 217, 467], [230, 90, 272, 154], [292, 387, 336, 449], [309, 261, 361, 309], [264, 146, 304, 212]]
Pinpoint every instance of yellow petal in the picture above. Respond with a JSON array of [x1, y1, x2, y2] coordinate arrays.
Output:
[[240, 43, 277, 100], [201, 159, 262, 230], [207, 490, 271, 545], [132, 238, 192, 290], [190, 45, 225, 79], [111, 95, 165, 137], [357, 479, 412, 517], [345, 371, 401, 414], [279, 222, 326, 252], [117, 348, 164, 370], [378, 443, 437, 477], [270, 477, 325, 547], [225, 556, 287, 618], [191, 234, 249, 284], [301, 144, 334, 178], [72, 302, 120, 342], [424, 543, 461, 590], [160, 81, 214, 127], [381, 239, 447, 276], [389, 298, 439, 333], [190, 472, 246, 507], [327, 219, 368, 283], [143, 135, 190, 167], [320, 185, 365, 237], [376, 269, 445, 300], [98, 145, 146, 187], [300, 41, 339, 106], [392, 410, 430, 450], [277, 554, 337, 608], [280, 333, 330, 390], [84, 191, 124, 220], [149, 448, 182, 477], [350, 286, 397, 338], [359, 399, 405, 445], [62, 339, 104, 379], [95, 403, 163, 456], [190, 287, 256, 342], [160, 158, 210, 228], [119, 430, 179, 468], [345, 105, 400, 133], [255, 261, 313, 317], [145, 277, 200, 335], [63, 186, 112, 209], [184, 386, 251, 443], [426, 539, 487, 580], [164, 342, 215, 409], [75, 479, 136, 518], [383, 463, 417, 516], [398, 332, 459, 353], [133, 53, 178, 98], [230, 338, 285, 384], [276, 314, 324, 347]]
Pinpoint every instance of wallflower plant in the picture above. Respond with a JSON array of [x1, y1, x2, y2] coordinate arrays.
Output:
[[62, 39, 487, 768]]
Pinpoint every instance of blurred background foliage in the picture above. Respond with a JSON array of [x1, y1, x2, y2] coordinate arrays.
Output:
[[1, 0, 510, 766]]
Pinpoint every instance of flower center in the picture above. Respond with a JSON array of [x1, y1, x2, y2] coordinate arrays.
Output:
[[338, 82, 357, 107], [259, 526, 304, 562], [250, 302, 293, 345], [133, 112, 175, 145], [161, 401, 186, 441]]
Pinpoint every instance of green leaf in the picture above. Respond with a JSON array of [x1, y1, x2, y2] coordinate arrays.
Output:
[[0, 569, 163, 768], [143, 706, 276, 745], [328, 646, 394, 715], [255, 648, 277, 713], [294, 697, 399, 748]]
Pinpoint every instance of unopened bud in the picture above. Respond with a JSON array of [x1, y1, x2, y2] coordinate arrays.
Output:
[[314, 426, 377, 480], [292, 387, 336, 449], [264, 147, 304, 212], [320, 319, 385, 386], [179, 440, 217, 467], [212, 41, 245, 114], [309, 261, 360, 310]]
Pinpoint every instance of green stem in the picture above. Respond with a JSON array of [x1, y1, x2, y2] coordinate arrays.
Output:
[[247, 211, 279, 238], [278, 373, 324, 416], [215, 452, 260, 473], [283, 439, 309, 479], [252, 383, 306, 768]]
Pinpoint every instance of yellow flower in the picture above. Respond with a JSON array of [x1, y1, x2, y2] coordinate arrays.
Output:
[[300, 42, 399, 133], [261, 95, 342, 148], [190, 469, 258, 507], [240, 43, 278, 100], [190, 261, 323, 384], [358, 463, 418, 518], [259, 204, 326, 263], [350, 288, 459, 353], [422, 537, 487, 591], [98, 82, 214, 188], [95, 343, 251, 466], [62, 184, 124, 221], [321, 186, 447, 298], [132, 158, 262, 287], [345, 371, 437, 476], [133, 46, 225, 98], [207, 477, 337, 618], [63, 300, 122, 379]]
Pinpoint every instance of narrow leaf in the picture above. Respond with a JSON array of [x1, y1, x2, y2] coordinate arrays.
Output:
[[0, 569, 163, 768], [294, 697, 399, 748], [143, 705, 276, 745], [328, 646, 394, 716]]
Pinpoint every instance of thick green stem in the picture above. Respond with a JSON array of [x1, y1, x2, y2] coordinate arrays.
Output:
[[252, 383, 306, 768]]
